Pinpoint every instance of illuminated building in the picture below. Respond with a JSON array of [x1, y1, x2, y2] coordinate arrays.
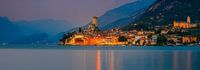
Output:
[[182, 36, 198, 43], [134, 35, 148, 46], [59, 14, 200, 46], [63, 35, 126, 46], [173, 16, 191, 29]]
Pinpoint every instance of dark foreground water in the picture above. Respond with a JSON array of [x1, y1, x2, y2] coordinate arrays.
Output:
[[0, 46, 200, 70]]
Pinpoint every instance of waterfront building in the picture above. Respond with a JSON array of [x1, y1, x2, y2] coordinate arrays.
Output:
[[60, 15, 200, 46], [134, 35, 148, 46], [182, 36, 198, 44], [151, 35, 158, 45]]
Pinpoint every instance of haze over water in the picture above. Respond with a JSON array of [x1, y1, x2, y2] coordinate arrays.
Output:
[[0, 46, 200, 70]]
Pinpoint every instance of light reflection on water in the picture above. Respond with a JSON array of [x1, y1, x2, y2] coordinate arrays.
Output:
[[0, 48, 200, 70]]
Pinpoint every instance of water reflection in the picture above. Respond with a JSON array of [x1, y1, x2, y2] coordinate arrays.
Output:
[[93, 50, 195, 70], [109, 50, 115, 70], [96, 49, 101, 70], [186, 51, 191, 70], [173, 51, 178, 70], [173, 51, 192, 70], [96, 49, 117, 70], [0, 49, 200, 70]]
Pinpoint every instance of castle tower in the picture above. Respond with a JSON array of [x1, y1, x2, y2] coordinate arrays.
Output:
[[86, 16, 100, 33], [92, 16, 98, 27], [187, 16, 191, 23]]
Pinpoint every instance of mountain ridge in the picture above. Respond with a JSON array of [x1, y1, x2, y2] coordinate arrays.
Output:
[[91, 0, 155, 30], [0, 17, 73, 44], [123, 0, 200, 30]]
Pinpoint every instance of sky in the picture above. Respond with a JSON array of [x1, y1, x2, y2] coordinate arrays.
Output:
[[0, 0, 136, 26]]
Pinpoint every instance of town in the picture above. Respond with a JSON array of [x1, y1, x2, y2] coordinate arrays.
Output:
[[60, 16, 200, 46]]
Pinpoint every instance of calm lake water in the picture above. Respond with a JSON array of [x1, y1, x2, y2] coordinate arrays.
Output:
[[0, 46, 200, 70]]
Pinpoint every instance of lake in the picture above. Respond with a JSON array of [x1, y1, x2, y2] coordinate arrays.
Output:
[[0, 46, 200, 70]]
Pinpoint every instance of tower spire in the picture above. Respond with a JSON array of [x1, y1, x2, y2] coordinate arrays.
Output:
[[187, 16, 191, 23]]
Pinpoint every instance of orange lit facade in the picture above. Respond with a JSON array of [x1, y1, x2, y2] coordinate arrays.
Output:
[[174, 16, 191, 29], [64, 34, 127, 46], [182, 36, 198, 43], [96, 49, 101, 70]]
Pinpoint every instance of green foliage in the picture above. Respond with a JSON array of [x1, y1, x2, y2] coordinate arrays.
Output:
[[122, 22, 151, 31], [60, 32, 74, 42], [183, 42, 191, 45], [168, 40, 176, 44], [157, 35, 167, 45], [118, 36, 127, 42], [135, 40, 140, 45], [63, 33, 73, 39], [148, 34, 153, 39], [78, 27, 83, 33]]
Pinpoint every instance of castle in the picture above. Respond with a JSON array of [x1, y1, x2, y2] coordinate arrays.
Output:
[[60, 16, 128, 46], [85, 16, 100, 33], [173, 16, 191, 29]]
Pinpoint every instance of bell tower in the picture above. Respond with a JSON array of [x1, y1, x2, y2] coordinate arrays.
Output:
[[187, 16, 191, 23]]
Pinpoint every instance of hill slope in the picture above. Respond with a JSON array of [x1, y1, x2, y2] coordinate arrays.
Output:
[[0, 17, 73, 44], [96, 0, 155, 30], [123, 0, 200, 30], [0, 17, 23, 43]]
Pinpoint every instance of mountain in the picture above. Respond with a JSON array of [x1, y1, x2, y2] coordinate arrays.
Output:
[[0, 17, 23, 43], [0, 17, 73, 44], [14, 19, 73, 44], [123, 0, 200, 30], [97, 0, 155, 30], [48, 32, 65, 44], [14, 19, 73, 36], [10, 33, 48, 44]]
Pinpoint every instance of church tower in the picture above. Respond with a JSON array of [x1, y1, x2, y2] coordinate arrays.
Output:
[[187, 16, 191, 23]]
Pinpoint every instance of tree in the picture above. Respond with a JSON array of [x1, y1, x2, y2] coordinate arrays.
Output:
[[63, 32, 73, 39], [118, 36, 127, 42], [168, 40, 176, 44], [148, 34, 153, 39], [135, 40, 140, 45], [157, 35, 167, 45], [78, 27, 82, 33]]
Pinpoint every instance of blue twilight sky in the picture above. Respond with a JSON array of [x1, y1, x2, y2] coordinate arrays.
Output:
[[0, 0, 136, 26]]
